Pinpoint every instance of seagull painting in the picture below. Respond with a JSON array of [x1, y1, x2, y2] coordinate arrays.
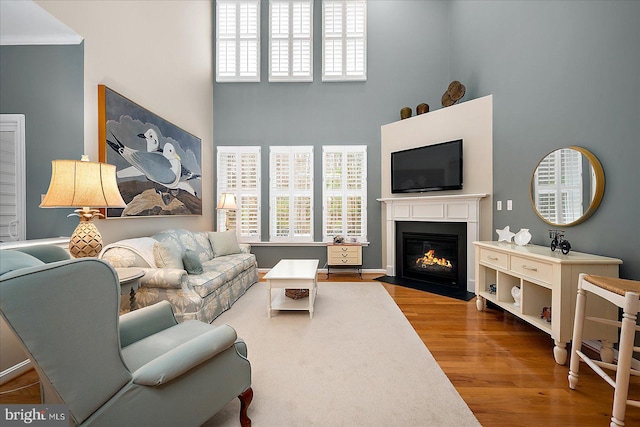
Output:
[[107, 133, 182, 192], [109, 129, 201, 196], [101, 86, 202, 217]]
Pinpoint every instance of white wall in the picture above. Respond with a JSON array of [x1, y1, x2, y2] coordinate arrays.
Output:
[[35, 0, 214, 243], [380, 95, 493, 266]]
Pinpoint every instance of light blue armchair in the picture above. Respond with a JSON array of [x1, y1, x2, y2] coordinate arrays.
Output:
[[0, 250, 253, 426]]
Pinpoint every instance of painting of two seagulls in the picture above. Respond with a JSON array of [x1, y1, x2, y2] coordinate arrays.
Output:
[[99, 85, 202, 218]]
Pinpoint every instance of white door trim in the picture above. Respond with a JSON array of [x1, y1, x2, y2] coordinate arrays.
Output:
[[0, 114, 26, 241]]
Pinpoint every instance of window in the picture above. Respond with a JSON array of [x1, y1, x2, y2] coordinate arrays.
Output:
[[217, 146, 261, 241], [270, 146, 314, 241], [322, 0, 366, 81], [269, 0, 313, 81], [322, 145, 367, 242], [534, 148, 583, 224], [216, 0, 260, 82]]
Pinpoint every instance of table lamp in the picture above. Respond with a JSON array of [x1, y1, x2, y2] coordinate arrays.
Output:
[[40, 155, 126, 258], [217, 193, 237, 231]]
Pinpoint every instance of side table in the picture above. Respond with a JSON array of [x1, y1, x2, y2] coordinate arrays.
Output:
[[115, 267, 144, 312]]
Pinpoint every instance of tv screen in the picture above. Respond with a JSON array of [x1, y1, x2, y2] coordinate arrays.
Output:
[[391, 139, 463, 193]]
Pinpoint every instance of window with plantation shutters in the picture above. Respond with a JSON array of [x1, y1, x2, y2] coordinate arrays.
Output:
[[322, 146, 367, 242], [534, 148, 583, 224], [216, 0, 260, 82], [322, 0, 366, 81], [217, 146, 261, 241], [269, 0, 313, 81], [270, 146, 314, 241]]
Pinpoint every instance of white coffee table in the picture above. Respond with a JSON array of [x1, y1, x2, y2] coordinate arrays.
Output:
[[264, 259, 319, 319]]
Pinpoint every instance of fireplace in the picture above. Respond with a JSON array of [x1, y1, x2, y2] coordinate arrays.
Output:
[[395, 221, 467, 293]]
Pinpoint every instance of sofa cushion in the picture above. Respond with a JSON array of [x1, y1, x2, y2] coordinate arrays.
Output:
[[182, 250, 203, 275], [188, 253, 257, 298], [152, 229, 213, 263], [208, 231, 241, 257], [153, 242, 184, 269]]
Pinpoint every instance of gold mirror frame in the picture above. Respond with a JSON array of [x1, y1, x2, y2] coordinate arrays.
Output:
[[529, 146, 605, 227]]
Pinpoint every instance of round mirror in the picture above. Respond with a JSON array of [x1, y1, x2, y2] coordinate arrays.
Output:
[[530, 146, 604, 226]]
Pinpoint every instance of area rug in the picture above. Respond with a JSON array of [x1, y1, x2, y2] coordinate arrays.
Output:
[[203, 281, 480, 427]]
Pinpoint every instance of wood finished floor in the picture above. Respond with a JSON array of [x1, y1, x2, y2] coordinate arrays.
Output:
[[2, 272, 639, 426]]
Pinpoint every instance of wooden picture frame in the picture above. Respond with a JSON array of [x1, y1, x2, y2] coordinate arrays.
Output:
[[98, 85, 202, 217]]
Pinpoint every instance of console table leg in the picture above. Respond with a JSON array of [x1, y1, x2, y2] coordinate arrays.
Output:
[[554, 340, 568, 365], [476, 296, 485, 311]]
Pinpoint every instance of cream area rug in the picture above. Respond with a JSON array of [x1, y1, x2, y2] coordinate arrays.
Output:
[[204, 281, 480, 427]]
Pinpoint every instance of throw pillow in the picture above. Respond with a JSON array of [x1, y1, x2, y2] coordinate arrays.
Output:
[[208, 231, 241, 257], [182, 249, 203, 275], [153, 242, 184, 269]]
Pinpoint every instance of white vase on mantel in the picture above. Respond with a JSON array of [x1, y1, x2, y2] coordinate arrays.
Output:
[[514, 228, 532, 246]]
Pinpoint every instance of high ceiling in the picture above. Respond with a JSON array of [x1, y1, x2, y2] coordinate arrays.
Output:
[[0, 0, 82, 45]]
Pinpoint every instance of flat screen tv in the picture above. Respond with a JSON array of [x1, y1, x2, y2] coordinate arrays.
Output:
[[391, 139, 463, 193]]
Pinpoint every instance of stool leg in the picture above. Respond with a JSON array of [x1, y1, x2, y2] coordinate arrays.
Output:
[[569, 286, 587, 389], [610, 292, 639, 427]]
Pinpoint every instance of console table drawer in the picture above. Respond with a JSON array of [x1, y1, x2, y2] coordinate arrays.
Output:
[[479, 248, 508, 269], [510, 256, 553, 284]]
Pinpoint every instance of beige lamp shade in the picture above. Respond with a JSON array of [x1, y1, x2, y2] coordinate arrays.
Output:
[[217, 193, 237, 210], [40, 157, 125, 258], [40, 159, 126, 208]]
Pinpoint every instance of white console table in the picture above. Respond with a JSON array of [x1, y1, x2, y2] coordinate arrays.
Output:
[[474, 241, 622, 365]]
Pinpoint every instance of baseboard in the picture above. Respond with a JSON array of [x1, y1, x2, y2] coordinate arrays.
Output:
[[0, 359, 32, 386], [258, 267, 386, 274], [583, 339, 640, 370]]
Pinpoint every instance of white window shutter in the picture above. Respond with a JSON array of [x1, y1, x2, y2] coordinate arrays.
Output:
[[217, 146, 261, 241], [270, 146, 314, 241], [534, 148, 583, 224], [217, 0, 260, 82], [322, 145, 367, 242], [269, 0, 313, 82], [322, 0, 366, 81]]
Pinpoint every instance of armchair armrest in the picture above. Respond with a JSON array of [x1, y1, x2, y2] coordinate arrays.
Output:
[[119, 301, 178, 347], [131, 324, 238, 386], [139, 268, 188, 290], [239, 244, 251, 254]]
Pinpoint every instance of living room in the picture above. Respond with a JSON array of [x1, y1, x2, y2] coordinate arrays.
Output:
[[1, 0, 639, 426]]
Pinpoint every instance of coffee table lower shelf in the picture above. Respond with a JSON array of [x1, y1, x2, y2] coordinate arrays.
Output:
[[269, 289, 317, 318]]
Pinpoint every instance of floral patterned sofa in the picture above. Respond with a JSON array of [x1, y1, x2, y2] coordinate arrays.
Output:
[[99, 229, 258, 323]]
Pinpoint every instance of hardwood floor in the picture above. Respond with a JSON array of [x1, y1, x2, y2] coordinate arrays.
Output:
[[3, 272, 639, 426]]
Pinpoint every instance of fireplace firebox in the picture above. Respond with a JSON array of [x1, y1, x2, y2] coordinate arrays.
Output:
[[395, 221, 467, 293]]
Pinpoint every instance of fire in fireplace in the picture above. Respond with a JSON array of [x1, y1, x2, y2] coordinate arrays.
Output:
[[395, 221, 467, 293]]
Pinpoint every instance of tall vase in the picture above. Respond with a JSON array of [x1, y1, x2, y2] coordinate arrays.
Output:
[[514, 228, 532, 246]]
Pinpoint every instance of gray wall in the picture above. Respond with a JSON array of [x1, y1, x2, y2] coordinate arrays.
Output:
[[213, 0, 451, 269], [450, 0, 640, 279], [0, 44, 84, 240]]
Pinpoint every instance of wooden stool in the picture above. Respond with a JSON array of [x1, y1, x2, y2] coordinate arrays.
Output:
[[568, 273, 640, 427]]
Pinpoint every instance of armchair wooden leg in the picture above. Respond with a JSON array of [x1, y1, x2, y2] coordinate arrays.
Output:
[[238, 387, 253, 427]]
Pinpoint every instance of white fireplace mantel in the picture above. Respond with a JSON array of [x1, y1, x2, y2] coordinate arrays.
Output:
[[378, 193, 488, 292]]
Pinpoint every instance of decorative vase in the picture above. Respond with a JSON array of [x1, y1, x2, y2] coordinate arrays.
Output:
[[514, 228, 532, 246], [400, 107, 412, 120], [511, 286, 521, 307], [416, 103, 429, 115]]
